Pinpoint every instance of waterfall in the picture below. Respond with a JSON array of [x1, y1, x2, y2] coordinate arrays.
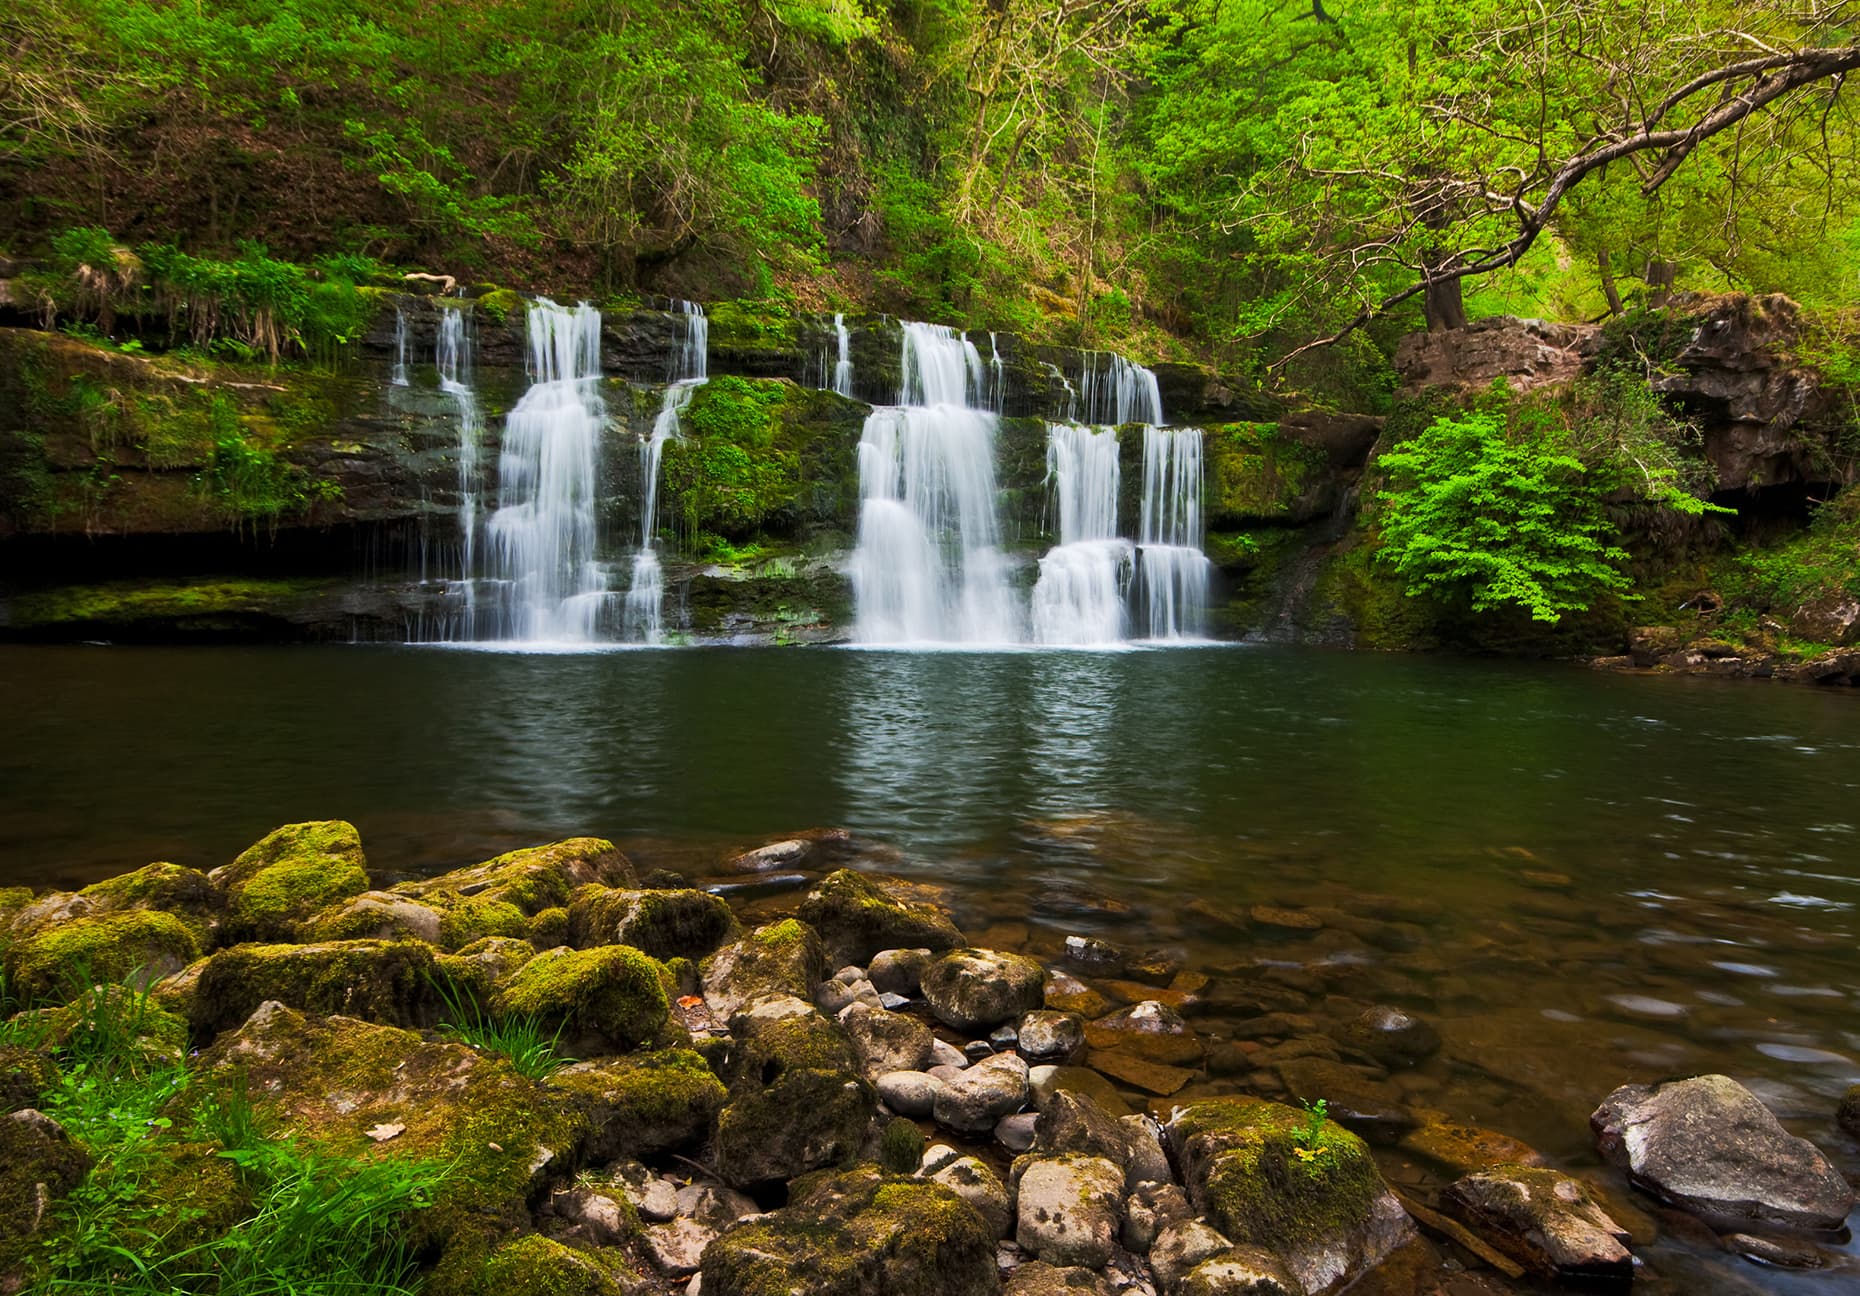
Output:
[[485, 300, 608, 642], [832, 313, 853, 397], [1135, 425, 1211, 640], [851, 322, 1020, 644], [987, 333, 1005, 413], [1043, 362, 1080, 422], [436, 306, 481, 639], [625, 301, 708, 643], [1079, 352, 1163, 426], [391, 306, 409, 386], [1031, 424, 1131, 645]]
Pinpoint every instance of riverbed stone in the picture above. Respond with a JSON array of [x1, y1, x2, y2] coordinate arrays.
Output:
[[713, 997, 873, 1188], [567, 885, 739, 961], [1276, 1058, 1414, 1144], [700, 918, 827, 1018], [1440, 1165, 1633, 1282], [1029, 1064, 1134, 1116], [930, 1153, 1013, 1238], [869, 947, 934, 996], [1178, 1249, 1299, 1296], [1122, 1114, 1171, 1188], [1045, 968, 1113, 1019], [1152, 1220, 1234, 1291], [1123, 1182, 1193, 1253], [1062, 935, 1130, 976], [842, 1001, 936, 1080], [493, 943, 672, 1053], [1003, 1261, 1119, 1295], [796, 869, 964, 967], [1169, 1096, 1416, 1295], [1085, 1000, 1202, 1065], [1019, 1010, 1086, 1064], [727, 838, 811, 872], [923, 948, 1047, 1032], [1016, 1154, 1125, 1268], [1032, 1089, 1129, 1167], [1087, 1049, 1195, 1097], [1591, 1073, 1856, 1229], [1340, 1005, 1440, 1067], [548, 1047, 724, 1159], [1398, 1114, 1544, 1178], [212, 820, 371, 942], [997, 1112, 1040, 1151], [1836, 1084, 1860, 1139], [701, 1164, 997, 1296], [934, 1050, 1030, 1135], [877, 1069, 943, 1117]]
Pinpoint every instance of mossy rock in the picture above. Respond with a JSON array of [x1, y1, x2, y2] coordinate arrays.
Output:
[[76, 861, 219, 936], [566, 886, 739, 961], [137, 1139, 253, 1254], [701, 918, 828, 1017], [0, 888, 31, 928], [0, 1046, 59, 1112], [191, 939, 441, 1035], [529, 906, 570, 949], [394, 838, 636, 917], [39, 983, 189, 1069], [494, 945, 672, 1054], [450, 936, 540, 984], [797, 870, 964, 968], [4, 908, 201, 1002], [1168, 1097, 1415, 1295], [700, 1163, 998, 1296], [300, 890, 445, 945], [549, 1047, 726, 1160], [197, 1002, 586, 1254], [212, 820, 371, 942], [439, 896, 533, 951], [0, 1109, 91, 1282], [714, 1000, 873, 1188], [429, 1231, 649, 1296]]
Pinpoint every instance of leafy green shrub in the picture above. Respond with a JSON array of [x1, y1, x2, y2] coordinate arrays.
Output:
[[1375, 409, 1632, 622]]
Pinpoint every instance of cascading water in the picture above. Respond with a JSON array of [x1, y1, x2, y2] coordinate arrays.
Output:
[[391, 306, 410, 386], [832, 313, 853, 397], [987, 333, 1005, 414], [624, 301, 708, 643], [1078, 351, 1163, 427], [1135, 425, 1211, 639], [851, 322, 1020, 644], [1031, 424, 1130, 645], [485, 300, 608, 642], [436, 306, 482, 639]]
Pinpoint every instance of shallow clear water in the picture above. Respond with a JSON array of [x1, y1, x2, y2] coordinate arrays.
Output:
[[5, 643, 1859, 1290]]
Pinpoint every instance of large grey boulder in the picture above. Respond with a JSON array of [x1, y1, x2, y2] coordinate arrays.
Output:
[[921, 948, 1046, 1032], [1439, 1165, 1633, 1282], [841, 1001, 935, 1080], [1015, 1154, 1125, 1268], [1591, 1074, 1855, 1230]]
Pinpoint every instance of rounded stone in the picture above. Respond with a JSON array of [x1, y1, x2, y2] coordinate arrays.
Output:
[[1018, 1011, 1085, 1064], [995, 1111, 1039, 1152], [877, 1070, 943, 1118], [922, 948, 1047, 1032]]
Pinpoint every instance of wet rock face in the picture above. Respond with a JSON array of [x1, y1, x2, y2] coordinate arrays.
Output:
[[922, 948, 1047, 1032], [701, 1164, 998, 1296], [1591, 1073, 1856, 1230], [1439, 1165, 1633, 1282]]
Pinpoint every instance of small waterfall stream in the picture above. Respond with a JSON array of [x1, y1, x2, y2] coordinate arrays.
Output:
[[1136, 425, 1212, 639], [831, 313, 853, 397], [391, 306, 410, 387], [486, 300, 607, 642], [1031, 424, 1130, 644], [436, 306, 482, 639], [624, 301, 708, 643]]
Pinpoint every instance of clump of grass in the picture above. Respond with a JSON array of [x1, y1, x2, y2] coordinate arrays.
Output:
[[429, 967, 573, 1079]]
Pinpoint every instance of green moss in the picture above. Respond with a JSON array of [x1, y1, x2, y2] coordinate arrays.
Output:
[[0, 1045, 61, 1111], [529, 906, 569, 949], [394, 838, 634, 917], [879, 1116, 925, 1173], [6, 578, 345, 632], [494, 946, 671, 1051], [0, 887, 32, 925], [217, 820, 370, 942], [549, 1047, 725, 1157], [566, 886, 739, 960], [471, 288, 525, 324], [1173, 1097, 1387, 1255], [439, 897, 532, 951], [705, 300, 799, 350], [431, 1231, 644, 1296], [78, 862, 216, 919], [0, 1105, 91, 1276], [191, 939, 440, 1034], [1205, 422, 1328, 524], [5, 909, 201, 1001], [796, 869, 963, 966]]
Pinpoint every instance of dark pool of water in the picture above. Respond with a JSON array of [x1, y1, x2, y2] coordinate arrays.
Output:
[[5, 642, 1860, 1291]]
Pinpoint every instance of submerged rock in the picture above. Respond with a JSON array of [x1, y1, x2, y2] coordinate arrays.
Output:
[[701, 1164, 997, 1296], [1439, 1165, 1633, 1282], [1340, 1006, 1439, 1068], [922, 948, 1046, 1032], [567, 885, 739, 961], [797, 869, 964, 966], [212, 820, 371, 942], [1591, 1073, 1855, 1230], [1168, 1096, 1416, 1295], [1085, 1000, 1202, 1066]]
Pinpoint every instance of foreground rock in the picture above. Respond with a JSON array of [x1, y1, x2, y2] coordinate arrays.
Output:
[[701, 1164, 998, 1296], [922, 948, 1046, 1032], [566, 885, 738, 960], [1440, 1165, 1633, 1282], [797, 869, 964, 966], [191, 939, 441, 1034], [493, 944, 673, 1054], [1016, 1154, 1125, 1267], [713, 995, 873, 1187], [1591, 1074, 1855, 1230], [211, 820, 372, 942], [1, 1109, 91, 1279], [1168, 1097, 1415, 1294], [547, 1048, 725, 1159], [701, 919, 828, 1017], [932, 1050, 1030, 1135]]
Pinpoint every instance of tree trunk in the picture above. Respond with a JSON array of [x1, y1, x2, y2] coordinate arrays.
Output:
[[1423, 271, 1467, 331], [1598, 249, 1623, 316], [1645, 259, 1676, 308]]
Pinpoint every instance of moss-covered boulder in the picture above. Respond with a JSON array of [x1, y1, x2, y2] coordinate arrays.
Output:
[[198, 1001, 585, 1254], [211, 820, 371, 942], [433, 1232, 650, 1296], [1167, 1097, 1415, 1295], [393, 838, 635, 917], [0, 1047, 59, 1112], [701, 918, 828, 1018], [713, 996, 873, 1189], [550, 1047, 726, 1161], [0, 887, 31, 926], [494, 945, 672, 1054], [191, 939, 441, 1035], [0, 1110, 92, 1283], [566, 886, 739, 961], [7, 862, 218, 944], [438, 896, 533, 951], [702, 1163, 998, 1296], [797, 870, 964, 967], [3, 908, 201, 1001], [39, 983, 188, 1069], [450, 936, 539, 983], [300, 890, 445, 944]]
